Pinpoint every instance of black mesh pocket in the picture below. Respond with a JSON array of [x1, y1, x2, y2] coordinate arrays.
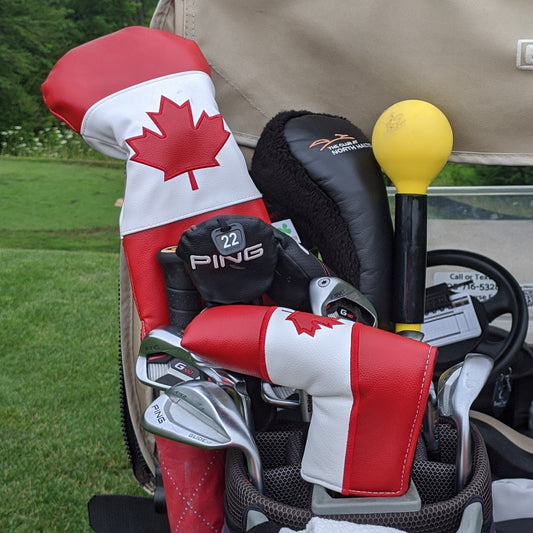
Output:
[[224, 422, 493, 533]]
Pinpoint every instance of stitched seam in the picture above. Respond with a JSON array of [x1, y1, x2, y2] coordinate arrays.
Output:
[[210, 62, 269, 119], [160, 452, 220, 531], [343, 323, 360, 494], [80, 71, 212, 137], [346, 343, 433, 497], [398, 344, 433, 492], [259, 307, 277, 381]]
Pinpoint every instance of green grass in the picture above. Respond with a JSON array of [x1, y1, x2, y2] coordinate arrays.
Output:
[[0, 157, 124, 252], [0, 158, 145, 532]]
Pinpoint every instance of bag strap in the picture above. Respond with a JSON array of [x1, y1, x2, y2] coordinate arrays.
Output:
[[88, 495, 170, 533]]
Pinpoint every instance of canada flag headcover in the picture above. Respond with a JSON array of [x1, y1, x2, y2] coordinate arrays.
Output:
[[41, 26, 269, 336], [42, 26, 269, 533], [183, 305, 437, 496]]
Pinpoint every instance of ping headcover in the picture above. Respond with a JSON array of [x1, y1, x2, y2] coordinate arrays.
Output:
[[177, 215, 279, 305], [176, 214, 331, 309], [41, 26, 270, 533], [251, 111, 394, 330], [183, 305, 437, 497]]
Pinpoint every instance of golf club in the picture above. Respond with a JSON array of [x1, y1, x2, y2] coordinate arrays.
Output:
[[142, 380, 264, 493], [437, 362, 464, 419], [138, 325, 203, 368], [309, 277, 378, 327], [201, 366, 254, 431], [261, 382, 300, 408], [422, 382, 440, 459], [288, 276, 380, 423], [137, 326, 254, 430], [451, 353, 494, 492], [262, 277, 374, 415]]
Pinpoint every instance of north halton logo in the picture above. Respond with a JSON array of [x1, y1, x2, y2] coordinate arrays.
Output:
[[126, 97, 230, 190], [309, 133, 371, 155]]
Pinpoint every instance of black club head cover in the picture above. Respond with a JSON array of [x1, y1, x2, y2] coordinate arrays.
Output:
[[268, 229, 332, 311], [176, 215, 279, 306], [251, 111, 394, 330]]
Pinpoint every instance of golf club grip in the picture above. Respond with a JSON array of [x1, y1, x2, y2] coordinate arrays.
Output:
[[393, 194, 427, 325], [157, 247, 203, 332]]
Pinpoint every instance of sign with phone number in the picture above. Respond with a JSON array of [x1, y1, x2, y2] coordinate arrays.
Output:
[[433, 272, 533, 307]]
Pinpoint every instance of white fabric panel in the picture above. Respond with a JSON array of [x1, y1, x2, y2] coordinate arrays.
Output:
[[81, 71, 262, 236], [280, 516, 407, 532], [263, 307, 355, 492]]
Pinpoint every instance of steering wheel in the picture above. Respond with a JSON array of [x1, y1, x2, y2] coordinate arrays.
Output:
[[426, 249, 529, 381]]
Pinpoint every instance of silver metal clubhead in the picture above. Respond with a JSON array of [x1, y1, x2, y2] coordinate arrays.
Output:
[[139, 326, 202, 364], [309, 277, 378, 327], [137, 327, 254, 430], [437, 361, 464, 418], [201, 366, 254, 431], [261, 382, 300, 408], [142, 380, 264, 493], [451, 353, 494, 492], [136, 326, 206, 389]]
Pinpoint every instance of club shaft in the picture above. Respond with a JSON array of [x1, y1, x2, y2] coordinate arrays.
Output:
[[423, 383, 440, 457], [243, 447, 264, 493], [393, 194, 427, 328], [456, 416, 472, 492]]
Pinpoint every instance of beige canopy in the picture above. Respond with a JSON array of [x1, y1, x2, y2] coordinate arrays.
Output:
[[151, 0, 533, 166]]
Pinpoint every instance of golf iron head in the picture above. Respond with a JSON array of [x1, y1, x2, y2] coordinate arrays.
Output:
[[451, 353, 494, 492], [137, 326, 254, 430], [137, 325, 205, 389], [261, 382, 300, 408], [437, 361, 464, 419], [142, 380, 264, 493], [309, 277, 378, 327]]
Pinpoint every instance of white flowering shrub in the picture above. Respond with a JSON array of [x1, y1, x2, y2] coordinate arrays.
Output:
[[0, 123, 106, 160]]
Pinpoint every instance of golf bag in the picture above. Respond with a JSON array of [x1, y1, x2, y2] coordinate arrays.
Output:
[[42, 1, 533, 532]]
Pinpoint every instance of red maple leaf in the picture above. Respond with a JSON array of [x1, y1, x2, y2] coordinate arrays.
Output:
[[126, 96, 230, 190], [285, 310, 343, 337]]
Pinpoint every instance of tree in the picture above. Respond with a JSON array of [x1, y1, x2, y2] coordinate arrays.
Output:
[[473, 165, 533, 186], [64, 0, 158, 42], [0, 0, 77, 129], [0, 0, 158, 132]]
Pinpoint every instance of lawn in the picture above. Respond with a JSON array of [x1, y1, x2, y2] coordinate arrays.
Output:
[[0, 157, 145, 532], [0, 158, 124, 252]]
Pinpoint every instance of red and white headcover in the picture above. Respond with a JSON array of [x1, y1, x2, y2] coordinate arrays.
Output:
[[43, 26, 264, 238], [42, 26, 269, 533], [183, 304, 437, 496], [42, 26, 269, 336]]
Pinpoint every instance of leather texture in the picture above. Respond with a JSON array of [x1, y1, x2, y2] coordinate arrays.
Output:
[[183, 304, 437, 496], [267, 229, 332, 311], [176, 214, 332, 309], [177, 215, 279, 305], [42, 26, 270, 533]]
